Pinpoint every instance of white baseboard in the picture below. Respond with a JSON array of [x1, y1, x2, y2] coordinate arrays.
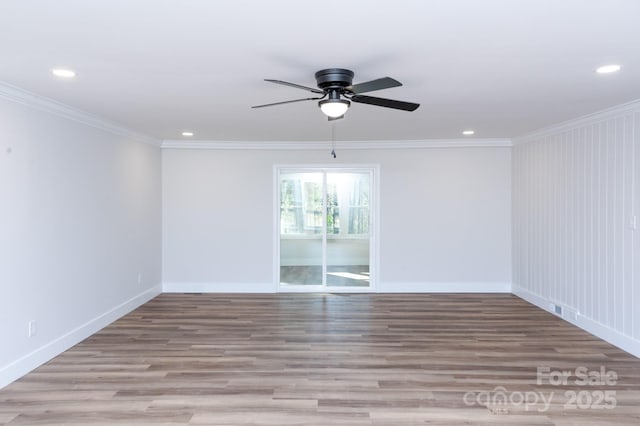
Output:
[[575, 314, 640, 358], [0, 284, 162, 389], [376, 281, 512, 293], [512, 286, 552, 312], [513, 286, 640, 359], [163, 281, 512, 293]]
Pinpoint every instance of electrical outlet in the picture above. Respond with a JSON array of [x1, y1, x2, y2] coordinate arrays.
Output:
[[28, 320, 37, 337], [564, 310, 578, 322]]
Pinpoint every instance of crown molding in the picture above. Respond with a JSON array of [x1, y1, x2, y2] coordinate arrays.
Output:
[[513, 98, 640, 145], [0, 81, 161, 147], [161, 138, 512, 150]]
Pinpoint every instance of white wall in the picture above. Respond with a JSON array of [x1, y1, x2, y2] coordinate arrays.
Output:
[[162, 144, 512, 292], [0, 85, 162, 388], [512, 100, 640, 357]]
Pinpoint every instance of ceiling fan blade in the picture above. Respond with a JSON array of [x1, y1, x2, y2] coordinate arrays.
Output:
[[264, 79, 325, 94], [328, 115, 344, 122], [347, 77, 402, 94], [251, 97, 322, 109], [351, 95, 419, 111]]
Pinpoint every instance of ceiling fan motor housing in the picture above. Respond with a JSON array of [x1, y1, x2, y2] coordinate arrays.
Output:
[[315, 68, 354, 91]]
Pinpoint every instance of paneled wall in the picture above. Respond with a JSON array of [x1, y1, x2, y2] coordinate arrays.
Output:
[[512, 101, 640, 356]]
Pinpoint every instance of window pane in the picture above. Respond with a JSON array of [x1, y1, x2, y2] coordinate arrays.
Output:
[[348, 174, 370, 235], [280, 173, 323, 236], [326, 172, 370, 236], [280, 172, 323, 285]]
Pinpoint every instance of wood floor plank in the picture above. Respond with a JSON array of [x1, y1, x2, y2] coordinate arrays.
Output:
[[0, 293, 639, 425]]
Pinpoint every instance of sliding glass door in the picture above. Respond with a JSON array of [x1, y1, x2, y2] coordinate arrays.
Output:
[[277, 167, 375, 291]]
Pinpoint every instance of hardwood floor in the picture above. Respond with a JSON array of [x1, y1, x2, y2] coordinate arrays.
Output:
[[1, 294, 639, 425]]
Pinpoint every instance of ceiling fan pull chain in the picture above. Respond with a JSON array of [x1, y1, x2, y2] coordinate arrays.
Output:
[[331, 122, 337, 158]]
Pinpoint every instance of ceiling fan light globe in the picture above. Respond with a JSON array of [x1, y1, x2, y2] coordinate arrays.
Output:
[[319, 99, 350, 118]]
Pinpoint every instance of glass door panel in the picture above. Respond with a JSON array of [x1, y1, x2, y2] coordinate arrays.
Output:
[[279, 172, 323, 286], [325, 172, 371, 288]]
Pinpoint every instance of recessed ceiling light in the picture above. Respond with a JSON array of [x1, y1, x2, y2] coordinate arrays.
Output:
[[51, 68, 76, 78], [596, 64, 621, 74], [462, 130, 475, 135], [181, 132, 194, 137]]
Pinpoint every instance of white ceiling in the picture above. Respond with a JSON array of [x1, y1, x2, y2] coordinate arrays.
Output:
[[1, 0, 639, 142]]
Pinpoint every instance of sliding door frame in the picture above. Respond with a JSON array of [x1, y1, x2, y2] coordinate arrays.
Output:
[[273, 164, 380, 293]]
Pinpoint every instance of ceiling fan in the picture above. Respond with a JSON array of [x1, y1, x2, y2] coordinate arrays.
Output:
[[252, 68, 420, 121]]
